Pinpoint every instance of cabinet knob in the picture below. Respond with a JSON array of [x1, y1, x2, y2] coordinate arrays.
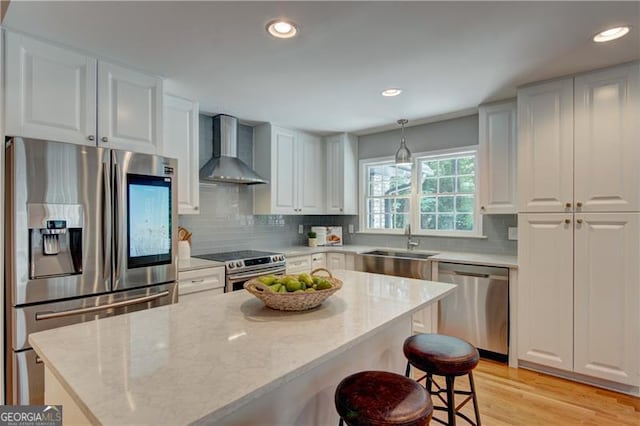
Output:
[[564, 219, 571, 224], [101, 136, 109, 143], [576, 202, 583, 208], [194, 206, 199, 211], [577, 218, 583, 224], [565, 202, 572, 208], [87, 135, 95, 141], [480, 206, 485, 210], [340, 208, 343, 212]]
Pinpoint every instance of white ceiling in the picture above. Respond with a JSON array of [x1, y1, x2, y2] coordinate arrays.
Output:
[[4, 1, 639, 135]]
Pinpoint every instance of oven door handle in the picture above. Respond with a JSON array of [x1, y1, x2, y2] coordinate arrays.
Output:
[[227, 268, 286, 282], [35, 291, 170, 321]]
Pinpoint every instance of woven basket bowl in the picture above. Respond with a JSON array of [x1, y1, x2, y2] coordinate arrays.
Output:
[[244, 268, 343, 311]]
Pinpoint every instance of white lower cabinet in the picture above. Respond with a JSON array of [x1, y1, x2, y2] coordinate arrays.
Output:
[[326, 253, 345, 270], [518, 212, 640, 387], [412, 305, 437, 334], [178, 267, 225, 297], [286, 255, 312, 275], [311, 253, 326, 271], [573, 213, 639, 385]]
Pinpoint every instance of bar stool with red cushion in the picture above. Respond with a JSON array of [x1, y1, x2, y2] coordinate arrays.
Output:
[[335, 370, 433, 426], [403, 334, 481, 426]]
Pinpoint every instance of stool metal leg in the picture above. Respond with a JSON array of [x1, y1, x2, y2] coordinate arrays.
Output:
[[445, 375, 456, 426], [405, 361, 411, 378], [338, 418, 344, 426], [468, 372, 481, 426]]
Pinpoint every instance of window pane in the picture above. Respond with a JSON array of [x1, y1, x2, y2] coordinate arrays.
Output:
[[420, 196, 436, 213], [438, 214, 454, 230], [421, 214, 437, 230], [438, 196, 454, 212], [438, 177, 455, 193], [455, 214, 474, 231], [422, 161, 438, 177], [368, 214, 385, 229], [393, 198, 410, 213], [457, 157, 475, 174], [422, 178, 437, 194], [457, 176, 475, 193], [394, 214, 409, 229], [367, 199, 386, 215], [438, 159, 455, 176], [455, 195, 474, 212]]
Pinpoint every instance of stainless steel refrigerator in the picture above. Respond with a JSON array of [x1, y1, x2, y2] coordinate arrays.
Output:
[[4, 137, 179, 404]]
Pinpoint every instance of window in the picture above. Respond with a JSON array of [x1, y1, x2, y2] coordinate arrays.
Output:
[[360, 148, 480, 236]]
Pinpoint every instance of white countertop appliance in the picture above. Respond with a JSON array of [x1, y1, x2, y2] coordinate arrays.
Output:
[[193, 250, 285, 292]]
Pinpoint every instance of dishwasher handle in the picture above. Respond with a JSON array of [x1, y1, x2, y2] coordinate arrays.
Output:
[[453, 271, 490, 279], [437, 263, 509, 281]]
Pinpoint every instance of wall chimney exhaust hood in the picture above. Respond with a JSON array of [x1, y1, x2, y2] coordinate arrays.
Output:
[[199, 114, 267, 185]]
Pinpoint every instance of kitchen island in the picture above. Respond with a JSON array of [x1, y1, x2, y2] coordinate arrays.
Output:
[[29, 270, 455, 425]]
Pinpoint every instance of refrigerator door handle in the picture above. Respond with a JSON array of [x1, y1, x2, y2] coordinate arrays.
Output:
[[35, 291, 170, 321], [113, 155, 122, 285], [102, 159, 112, 285]]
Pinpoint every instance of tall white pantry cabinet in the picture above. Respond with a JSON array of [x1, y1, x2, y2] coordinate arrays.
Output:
[[517, 62, 640, 390]]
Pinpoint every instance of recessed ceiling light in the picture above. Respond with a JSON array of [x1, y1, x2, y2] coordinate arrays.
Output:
[[266, 20, 298, 39], [381, 88, 402, 97], [593, 26, 630, 42]]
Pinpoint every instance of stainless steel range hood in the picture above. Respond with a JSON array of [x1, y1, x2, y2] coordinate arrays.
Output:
[[199, 114, 267, 185]]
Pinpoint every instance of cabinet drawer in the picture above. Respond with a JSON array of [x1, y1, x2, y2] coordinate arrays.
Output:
[[286, 255, 311, 274], [178, 267, 225, 296]]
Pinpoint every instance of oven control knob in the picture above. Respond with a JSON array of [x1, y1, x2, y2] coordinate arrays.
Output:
[[235, 261, 243, 268], [279, 255, 285, 261], [228, 263, 235, 269]]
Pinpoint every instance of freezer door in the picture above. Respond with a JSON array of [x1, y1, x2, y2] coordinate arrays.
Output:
[[5, 138, 111, 306], [112, 150, 178, 291], [437, 263, 509, 356]]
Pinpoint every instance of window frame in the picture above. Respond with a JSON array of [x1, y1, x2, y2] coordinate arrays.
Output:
[[359, 146, 483, 237]]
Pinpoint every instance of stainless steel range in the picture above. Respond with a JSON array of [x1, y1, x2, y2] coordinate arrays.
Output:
[[194, 250, 286, 292]]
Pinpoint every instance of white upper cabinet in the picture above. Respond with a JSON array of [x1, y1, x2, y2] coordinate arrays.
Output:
[[517, 78, 574, 213], [325, 133, 358, 215], [517, 213, 574, 371], [4, 31, 164, 154], [574, 63, 640, 212], [163, 94, 199, 215], [97, 61, 163, 154], [5, 32, 97, 145], [573, 213, 640, 386], [478, 100, 517, 214], [254, 124, 325, 215]]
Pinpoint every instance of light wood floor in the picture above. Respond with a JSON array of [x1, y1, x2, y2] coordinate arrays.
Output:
[[415, 359, 640, 425]]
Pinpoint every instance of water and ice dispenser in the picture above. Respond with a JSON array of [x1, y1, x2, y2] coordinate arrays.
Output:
[[28, 204, 84, 279]]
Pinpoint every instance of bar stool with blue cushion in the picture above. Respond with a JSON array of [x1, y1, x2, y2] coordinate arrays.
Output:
[[403, 334, 481, 426], [335, 370, 433, 426]]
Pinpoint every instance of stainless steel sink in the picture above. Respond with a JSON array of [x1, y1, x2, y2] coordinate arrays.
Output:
[[361, 250, 439, 260], [357, 250, 440, 280]]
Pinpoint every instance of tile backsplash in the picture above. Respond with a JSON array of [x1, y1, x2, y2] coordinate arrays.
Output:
[[180, 114, 516, 256]]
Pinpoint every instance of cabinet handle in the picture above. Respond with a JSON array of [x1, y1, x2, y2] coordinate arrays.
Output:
[[87, 135, 95, 141], [480, 206, 485, 210], [340, 208, 343, 212], [194, 206, 199, 210], [564, 219, 571, 224], [565, 202, 572, 208], [576, 202, 583, 208], [576, 219, 583, 224], [101, 136, 109, 143]]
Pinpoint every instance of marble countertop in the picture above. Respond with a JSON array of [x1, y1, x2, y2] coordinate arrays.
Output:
[[178, 257, 225, 272], [29, 270, 455, 425], [261, 245, 518, 269]]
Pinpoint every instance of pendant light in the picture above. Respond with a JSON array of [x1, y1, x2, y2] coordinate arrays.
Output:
[[395, 119, 412, 165]]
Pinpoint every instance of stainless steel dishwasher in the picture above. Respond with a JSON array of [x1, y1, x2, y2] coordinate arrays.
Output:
[[437, 262, 509, 360]]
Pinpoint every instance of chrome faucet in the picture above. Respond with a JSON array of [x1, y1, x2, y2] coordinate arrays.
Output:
[[405, 224, 419, 251]]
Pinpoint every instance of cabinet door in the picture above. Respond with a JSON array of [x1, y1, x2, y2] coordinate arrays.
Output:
[[479, 101, 517, 214], [517, 79, 574, 213], [574, 63, 640, 212], [272, 127, 298, 214], [311, 253, 327, 271], [326, 253, 346, 270], [345, 254, 356, 271], [5, 32, 97, 145], [517, 213, 573, 370], [163, 94, 199, 214], [298, 133, 325, 214], [97, 61, 162, 154], [574, 213, 639, 385], [326, 136, 345, 214], [412, 305, 437, 334]]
